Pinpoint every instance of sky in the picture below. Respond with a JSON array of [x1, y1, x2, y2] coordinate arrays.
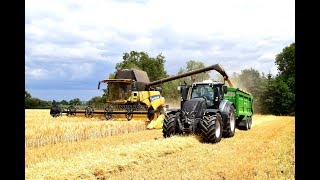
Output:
[[25, 0, 295, 101]]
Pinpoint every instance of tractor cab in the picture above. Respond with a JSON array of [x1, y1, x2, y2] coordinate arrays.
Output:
[[179, 80, 227, 109]]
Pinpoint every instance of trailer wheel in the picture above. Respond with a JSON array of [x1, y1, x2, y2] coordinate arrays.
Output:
[[248, 116, 252, 129], [200, 113, 223, 143], [243, 118, 250, 130], [223, 105, 236, 138], [163, 114, 177, 138]]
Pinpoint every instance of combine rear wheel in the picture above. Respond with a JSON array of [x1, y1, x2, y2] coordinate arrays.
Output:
[[163, 114, 177, 138], [200, 113, 223, 143]]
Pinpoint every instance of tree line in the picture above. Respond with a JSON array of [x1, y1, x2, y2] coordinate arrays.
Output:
[[25, 92, 83, 109], [25, 43, 295, 116]]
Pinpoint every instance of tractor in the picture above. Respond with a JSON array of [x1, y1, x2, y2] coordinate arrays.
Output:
[[163, 65, 254, 143]]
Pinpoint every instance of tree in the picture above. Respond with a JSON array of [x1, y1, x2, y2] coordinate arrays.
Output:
[[25, 91, 31, 99], [275, 42, 295, 93], [169, 60, 211, 86], [257, 43, 295, 115], [113, 50, 173, 100], [261, 77, 295, 115], [59, 100, 69, 105], [25, 97, 51, 109], [161, 60, 211, 102], [69, 98, 82, 106], [115, 51, 168, 82], [86, 96, 105, 108], [230, 68, 268, 113], [182, 60, 210, 83], [25, 91, 51, 109], [186, 60, 210, 80]]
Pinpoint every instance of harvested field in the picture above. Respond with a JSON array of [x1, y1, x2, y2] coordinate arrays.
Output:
[[25, 110, 294, 179], [25, 109, 146, 148]]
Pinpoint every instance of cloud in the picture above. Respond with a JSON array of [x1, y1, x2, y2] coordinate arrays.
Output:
[[25, 66, 49, 80], [25, 0, 294, 100]]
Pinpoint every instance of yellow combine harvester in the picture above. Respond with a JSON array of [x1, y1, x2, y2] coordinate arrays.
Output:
[[50, 64, 231, 129]]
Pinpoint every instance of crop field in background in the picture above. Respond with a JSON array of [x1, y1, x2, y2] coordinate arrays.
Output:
[[25, 109, 295, 179]]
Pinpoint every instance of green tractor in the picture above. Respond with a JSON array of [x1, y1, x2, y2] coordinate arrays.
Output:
[[163, 64, 254, 143]]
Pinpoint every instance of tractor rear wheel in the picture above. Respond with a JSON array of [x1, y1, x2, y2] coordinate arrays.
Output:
[[162, 114, 177, 138], [200, 113, 223, 143], [223, 106, 236, 138]]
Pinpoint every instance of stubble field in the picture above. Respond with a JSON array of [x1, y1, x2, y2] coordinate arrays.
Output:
[[25, 109, 294, 179]]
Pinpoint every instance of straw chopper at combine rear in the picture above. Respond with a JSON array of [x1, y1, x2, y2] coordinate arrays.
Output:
[[50, 64, 240, 129]]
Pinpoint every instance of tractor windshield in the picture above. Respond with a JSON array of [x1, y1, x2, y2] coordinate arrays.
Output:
[[191, 84, 215, 106], [106, 82, 132, 102]]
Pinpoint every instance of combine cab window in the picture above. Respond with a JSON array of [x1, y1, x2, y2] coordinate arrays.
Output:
[[107, 82, 131, 101]]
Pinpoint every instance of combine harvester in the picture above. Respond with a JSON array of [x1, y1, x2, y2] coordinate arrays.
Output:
[[50, 64, 252, 132]]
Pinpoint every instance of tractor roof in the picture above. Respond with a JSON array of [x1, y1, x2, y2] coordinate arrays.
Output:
[[193, 80, 224, 86]]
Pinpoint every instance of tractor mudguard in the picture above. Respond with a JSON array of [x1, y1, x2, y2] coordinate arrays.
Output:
[[166, 109, 179, 116], [219, 100, 234, 125], [203, 109, 220, 115]]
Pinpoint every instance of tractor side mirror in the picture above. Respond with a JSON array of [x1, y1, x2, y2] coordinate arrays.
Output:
[[181, 86, 190, 100], [223, 85, 228, 94], [98, 81, 101, 89]]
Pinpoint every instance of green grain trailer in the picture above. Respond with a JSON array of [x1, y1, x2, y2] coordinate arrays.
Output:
[[224, 87, 254, 130]]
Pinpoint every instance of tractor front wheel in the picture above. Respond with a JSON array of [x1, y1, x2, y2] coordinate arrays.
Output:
[[162, 114, 177, 138], [200, 113, 223, 143]]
